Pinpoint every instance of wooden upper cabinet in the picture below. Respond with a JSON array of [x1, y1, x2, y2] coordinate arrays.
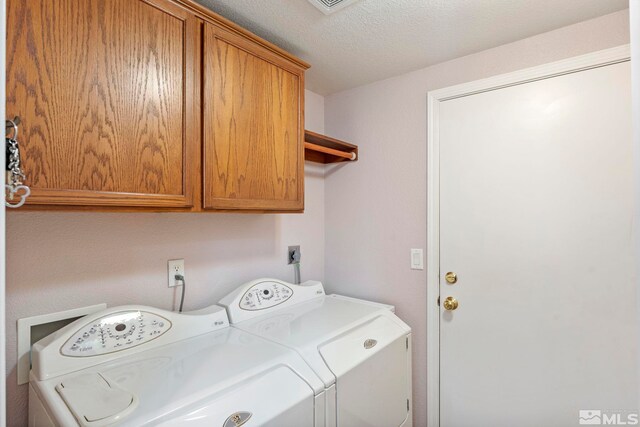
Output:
[[202, 23, 306, 211], [6, 0, 308, 212], [6, 0, 199, 208]]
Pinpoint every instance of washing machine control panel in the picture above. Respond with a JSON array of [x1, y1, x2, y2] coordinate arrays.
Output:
[[240, 281, 293, 310], [60, 310, 171, 357]]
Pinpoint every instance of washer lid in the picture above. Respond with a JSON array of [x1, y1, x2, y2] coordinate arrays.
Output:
[[56, 373, 137, 426], [35, 327, 325, 426], [155, 366, 314, 427]]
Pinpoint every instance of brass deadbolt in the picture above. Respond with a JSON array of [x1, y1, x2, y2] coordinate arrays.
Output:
[[443, 296, 459, 311], [445, 272, 457, 284]]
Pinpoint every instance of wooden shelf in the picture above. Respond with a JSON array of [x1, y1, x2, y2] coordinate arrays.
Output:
[[304, 130, 358, 164]]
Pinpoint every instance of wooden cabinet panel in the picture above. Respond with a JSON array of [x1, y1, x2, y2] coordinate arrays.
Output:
[[7, 0, 199, 207], [202, 23, 305, 211]]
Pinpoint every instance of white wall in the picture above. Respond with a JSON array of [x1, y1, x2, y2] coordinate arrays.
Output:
[[631, 0, 640, 412], [1, 0, 7, 425], [323, 10, 630, 427], [3, 90, 325, 427]]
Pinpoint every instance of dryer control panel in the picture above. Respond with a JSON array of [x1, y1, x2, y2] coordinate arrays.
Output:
[[240, 281, 293, 311], [61, 310, 171, 357], [219, 278, 326, 323]]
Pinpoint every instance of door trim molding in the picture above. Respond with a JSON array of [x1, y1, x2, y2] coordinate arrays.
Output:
[[425, 44, 630, 427]]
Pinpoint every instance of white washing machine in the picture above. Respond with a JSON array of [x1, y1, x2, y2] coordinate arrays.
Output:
[[219, 279, 413, 427], [28, 304, 328, 426]]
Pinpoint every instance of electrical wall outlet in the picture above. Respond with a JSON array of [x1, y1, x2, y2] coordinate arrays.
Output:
[[288, 245, 301, 264], [168, 259, 185, 287]]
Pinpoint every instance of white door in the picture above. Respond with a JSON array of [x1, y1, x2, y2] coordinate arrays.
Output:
[[439, 61, 637, 427]]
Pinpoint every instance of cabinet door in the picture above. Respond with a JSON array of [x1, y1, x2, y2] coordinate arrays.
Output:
[[6, 0, 199, 208], [203, 23, 305, 211]]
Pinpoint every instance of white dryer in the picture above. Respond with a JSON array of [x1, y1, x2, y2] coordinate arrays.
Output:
[[28, 304, 327, 426], [219, 279, 413, 427]]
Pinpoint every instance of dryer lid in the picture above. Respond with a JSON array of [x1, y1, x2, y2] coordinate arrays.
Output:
[[232, 296, 386, 348], [319, 318, 410, 427], [227, 292, 410, 388]]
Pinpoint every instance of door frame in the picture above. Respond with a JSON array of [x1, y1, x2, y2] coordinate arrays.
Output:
[[425, 44, 631, 427]]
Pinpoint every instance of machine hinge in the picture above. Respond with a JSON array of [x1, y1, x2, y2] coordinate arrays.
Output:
[[407, 399, 410, 411]]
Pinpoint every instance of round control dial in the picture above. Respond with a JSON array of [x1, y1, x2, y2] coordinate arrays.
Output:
[[61, 311, 171, 357], [240, 281, 293, 311]]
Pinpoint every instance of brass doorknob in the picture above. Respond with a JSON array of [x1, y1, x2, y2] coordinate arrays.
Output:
[[443, 296, 459, 311], [445, 272, 457, 284]]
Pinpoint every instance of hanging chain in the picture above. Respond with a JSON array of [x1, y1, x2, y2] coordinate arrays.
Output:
[[5, 117, 30, 208]]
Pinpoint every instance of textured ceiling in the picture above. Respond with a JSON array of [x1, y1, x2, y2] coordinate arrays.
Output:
[[196, 0, 628, 95]]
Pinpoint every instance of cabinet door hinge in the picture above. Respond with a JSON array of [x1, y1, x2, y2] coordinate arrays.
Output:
[[437, 296, 440, 306], [406, 337, 409, 350], [407, 399, 410, 411]]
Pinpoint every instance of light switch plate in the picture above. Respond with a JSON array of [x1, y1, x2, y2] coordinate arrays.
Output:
[[411, 249, 424, 270]]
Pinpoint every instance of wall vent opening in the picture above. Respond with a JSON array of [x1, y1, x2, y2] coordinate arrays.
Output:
[[16, 303, 106, 385], [307, 0, 362, 15]]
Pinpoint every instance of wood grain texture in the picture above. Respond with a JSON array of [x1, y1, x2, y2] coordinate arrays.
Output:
[[172, 0, 310, 71], [304, 130, 358, 163], [203, 23, 305, 211], [6, 0, 199, 207]]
